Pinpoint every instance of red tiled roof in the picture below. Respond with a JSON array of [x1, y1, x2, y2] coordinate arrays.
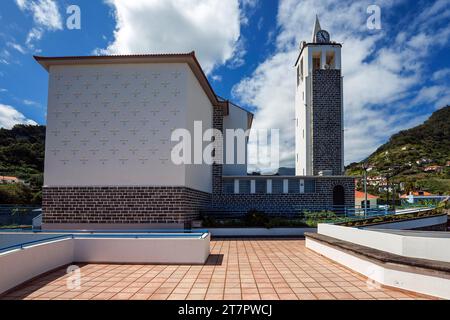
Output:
[[355, 190, 378, 199], [0, 176, 19, 181]]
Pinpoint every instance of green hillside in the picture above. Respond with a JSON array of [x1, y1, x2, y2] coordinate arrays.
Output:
[[0, 124, 45, 204], [346, 105, 450, 195]]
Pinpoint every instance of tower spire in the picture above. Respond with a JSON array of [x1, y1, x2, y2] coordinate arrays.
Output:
[[312, 15, 321, 42]]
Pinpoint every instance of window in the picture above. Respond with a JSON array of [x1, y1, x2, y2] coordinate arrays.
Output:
[[256, 180, 266, 194], [239, 180, 251, 194], [223, 180, 234, 194], [304, 179, 316, 193], [313, 56, 321, 71], [272, 180, 283, 194], [288, 179, 300, 193], [296, 66, 300, 86], [326, 51, 335, 69], [300, 58, 304, 79]]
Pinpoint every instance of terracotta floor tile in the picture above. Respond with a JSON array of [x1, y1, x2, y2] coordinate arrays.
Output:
[[242, 293, 261, 300], [186, 294, 205, 300], [1, 239, 431, 301], [260, 293, 279, 300]]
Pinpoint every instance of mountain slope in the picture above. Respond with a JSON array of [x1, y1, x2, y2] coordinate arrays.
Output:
[[0, 124, 45, 178], [346, 105, 450, 195], [0, 125, 45, 204]]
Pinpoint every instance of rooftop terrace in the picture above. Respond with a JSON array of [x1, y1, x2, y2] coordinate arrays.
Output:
[[0, 239, 432, 300]]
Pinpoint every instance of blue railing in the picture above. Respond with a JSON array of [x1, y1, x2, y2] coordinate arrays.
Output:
[[0, 230, 210, 254], [0, 234, 73, 254], [27, 228, 210, 234]]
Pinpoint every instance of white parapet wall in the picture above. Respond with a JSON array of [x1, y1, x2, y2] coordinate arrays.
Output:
[[0, 234, 210, 295], [0, 238, 74, 294], [306, 237, 450, 299], [74, 235, 211, 264], [317, 223, 450, 262]]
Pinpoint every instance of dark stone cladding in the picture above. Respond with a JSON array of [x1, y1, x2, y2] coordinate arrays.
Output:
[[312, 69, 343, 175], [212, 105, 224, 194], [211, 177, 355, 215], [42, 186, 211, 227]]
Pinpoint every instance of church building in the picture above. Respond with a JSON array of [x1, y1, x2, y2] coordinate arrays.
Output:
[[36, 17, 354, 230]]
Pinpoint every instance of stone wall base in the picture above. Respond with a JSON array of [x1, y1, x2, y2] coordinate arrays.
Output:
[[43, 186, 211, 228]]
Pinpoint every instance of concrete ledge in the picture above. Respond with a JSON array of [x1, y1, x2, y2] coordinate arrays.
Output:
[[318, 223, 450, 262], [306, 232, 450, 273], [305, 232, 450, 299]]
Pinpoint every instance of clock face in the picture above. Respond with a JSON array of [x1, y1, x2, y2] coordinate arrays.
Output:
[[316, 30, 330, 43]]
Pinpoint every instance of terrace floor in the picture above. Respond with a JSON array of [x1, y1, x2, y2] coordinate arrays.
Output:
[[0, 239, 433, 300]]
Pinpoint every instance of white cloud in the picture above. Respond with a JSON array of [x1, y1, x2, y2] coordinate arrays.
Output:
[[211, 74, 222, 82], [0, 104, 37, 129], [227, 36, 247, 69], [15, 0, 63, 49], [22, 99, 41, 107], [432, 68, 450, 81], [232, 0, 450, 169], [7, 42, 27, 54], [98, 0, 243, 74]]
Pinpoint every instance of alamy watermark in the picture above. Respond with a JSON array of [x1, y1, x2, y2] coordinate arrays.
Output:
[[66, 265, 81, 290], [170, 121, 280, 171], [66, 5, 81, 30], [367, 4, 382, 30]]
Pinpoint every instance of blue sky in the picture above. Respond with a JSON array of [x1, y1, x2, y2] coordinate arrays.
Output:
[[0, 0, 449, 167]]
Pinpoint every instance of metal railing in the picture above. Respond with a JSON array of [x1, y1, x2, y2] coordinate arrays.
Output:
[[0, 234, 73, 254], [0, 205, 41, 228], [201, 204, 436, 220], [0, 230, 211, 254]]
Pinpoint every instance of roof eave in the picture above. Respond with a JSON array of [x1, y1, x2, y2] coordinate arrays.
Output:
[[34, 52, 228, 113]]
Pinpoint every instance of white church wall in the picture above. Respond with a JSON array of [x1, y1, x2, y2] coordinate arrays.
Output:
[[223, 104, 249, 176], [185, 69, 213, 193], [44, 63, 189, 187], [295, 48, 310, 176]]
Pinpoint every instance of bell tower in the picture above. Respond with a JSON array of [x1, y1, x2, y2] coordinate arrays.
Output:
[[294, 15, 344, 176]]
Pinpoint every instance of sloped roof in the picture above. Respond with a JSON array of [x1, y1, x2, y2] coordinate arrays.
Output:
[[355, 190, 378, 199], [35, 52, 236, 115]]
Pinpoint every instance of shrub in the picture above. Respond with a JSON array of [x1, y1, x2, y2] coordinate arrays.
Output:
[[244, 209, 269, 227]]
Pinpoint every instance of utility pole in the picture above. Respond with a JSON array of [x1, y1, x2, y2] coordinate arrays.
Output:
[[362, 162, 368, 217]]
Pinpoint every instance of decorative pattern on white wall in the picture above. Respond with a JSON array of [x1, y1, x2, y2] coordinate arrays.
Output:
[[45, 64, 189, 186]]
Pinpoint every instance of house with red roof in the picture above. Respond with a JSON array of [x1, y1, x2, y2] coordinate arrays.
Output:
[[355, 190, 378, 208]]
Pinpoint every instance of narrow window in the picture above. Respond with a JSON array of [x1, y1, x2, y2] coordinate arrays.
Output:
[[300, 58, 304, 79], [313, 56, 321, 71]]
